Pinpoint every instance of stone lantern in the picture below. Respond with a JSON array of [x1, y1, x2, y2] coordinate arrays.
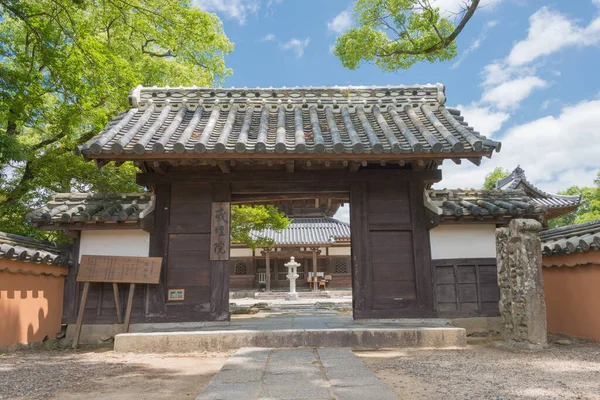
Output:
[[285, 256, 300, 301]]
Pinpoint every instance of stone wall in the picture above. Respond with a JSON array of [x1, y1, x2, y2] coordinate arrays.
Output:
[[496, 219, 547, 348]]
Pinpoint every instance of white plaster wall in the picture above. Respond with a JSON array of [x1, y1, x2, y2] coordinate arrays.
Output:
[[79, 230, 150, 262], [328, 246, 351, 256], [429, 225, 496, 260], [230, 248, 253, 257]]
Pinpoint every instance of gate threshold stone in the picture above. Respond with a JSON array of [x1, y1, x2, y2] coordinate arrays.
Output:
[[114, 326, 466, 353], [197, 348, 398, 400]]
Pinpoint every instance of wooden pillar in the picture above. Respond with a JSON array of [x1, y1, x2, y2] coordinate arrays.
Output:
[[409, 179, 434, 311], [311, 247, 318, 291], [303, 258, 308, 287], [265, 249, 271, 292], [350, 182, 372, 315], [63, 232, 80, 323], [146, 183, 170, 318], [273, 256, 279, 288]]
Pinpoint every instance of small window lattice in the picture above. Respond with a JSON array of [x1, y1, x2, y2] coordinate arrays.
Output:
[[334, 259, 349, 274], [234, 262, 248, 275]]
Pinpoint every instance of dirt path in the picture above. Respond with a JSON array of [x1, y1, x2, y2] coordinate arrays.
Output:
[[0, 348, 229, 400]]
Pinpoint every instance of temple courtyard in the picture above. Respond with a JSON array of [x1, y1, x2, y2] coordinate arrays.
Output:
[[1, 334, 599, 400]]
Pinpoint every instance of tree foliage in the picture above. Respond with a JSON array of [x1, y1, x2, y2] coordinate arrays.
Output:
[[548, 173, 600, 229], [333, 0, 480, 71], [0, 0, 233, 238], [231, 205, 291, 250], [482, 167, 510, 190]]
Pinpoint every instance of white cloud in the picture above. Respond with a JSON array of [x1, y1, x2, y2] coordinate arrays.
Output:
[[475, 6, 600, 110], [264, 0, 284, 17], [333, 204, 350, 223], [456, 104, 509, 138], [280, 37, 310, 58], [262, 33, 276, 42], [193, 0, 260, 25], [481, 76, 548, 110], [452, 20, 499, 69], [508, 7, 600, 67], [327, 8, 352, 34], [437, 100, 600, 192]]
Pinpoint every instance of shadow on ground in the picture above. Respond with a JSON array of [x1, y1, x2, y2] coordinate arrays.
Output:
[[0, 348, 228, 400]]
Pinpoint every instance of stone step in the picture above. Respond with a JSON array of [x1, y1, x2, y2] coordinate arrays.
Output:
[[114, 326, 466, 353], [254, 291, 332, 299]]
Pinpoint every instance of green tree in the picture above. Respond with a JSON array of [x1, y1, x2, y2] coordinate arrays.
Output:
[[548, 173, 600, 229], [482, 167, 509, 190], [333, 0, 480, 71], [0, 0, 233, 238], [231, 205, 291, 250]]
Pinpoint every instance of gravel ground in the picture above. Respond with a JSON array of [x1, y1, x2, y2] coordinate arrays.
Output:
[[357, 336, 600, 400], [2, 336, 599, 399], [0, 347, 228, 400]]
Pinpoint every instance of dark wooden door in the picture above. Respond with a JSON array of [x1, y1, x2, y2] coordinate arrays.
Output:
[[351, 179, 434, 319]]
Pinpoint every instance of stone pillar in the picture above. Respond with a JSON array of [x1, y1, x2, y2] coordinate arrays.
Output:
[[496, 218, 547, 348]]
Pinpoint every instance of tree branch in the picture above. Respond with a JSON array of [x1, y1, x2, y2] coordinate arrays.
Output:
[[374, 0, 480, 57]]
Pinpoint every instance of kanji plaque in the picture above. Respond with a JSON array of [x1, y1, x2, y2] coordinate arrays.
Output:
[[210, 202, 230, 261], [77, 255, 162, 284]]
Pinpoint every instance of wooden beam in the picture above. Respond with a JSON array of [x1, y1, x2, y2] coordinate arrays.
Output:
[[286, 160, 295, 173], [451, 158, 462, 165], [113, 283, 123, 324], [137, 169, 443, 185], [311, 247, 318, 292], [152, 161, 166, 175], [217, 161, 231, 173], [72, 281, 90, 349], [94, 160, 108, 169], [85, 150, 493, 162], [232, 193, 349, 203], [467, 157, 481, 166], [265, 248, 271, 292], [349, 162, 361, 173], [36, 222, 142, 231], [123, 283, 136, 333]]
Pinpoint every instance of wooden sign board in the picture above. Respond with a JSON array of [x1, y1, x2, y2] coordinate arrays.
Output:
[[210, 202, 230, 261], [77, 255, 163, 284]]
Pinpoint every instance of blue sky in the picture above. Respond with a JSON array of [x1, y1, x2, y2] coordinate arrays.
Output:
[[194, 0, 600, 198]]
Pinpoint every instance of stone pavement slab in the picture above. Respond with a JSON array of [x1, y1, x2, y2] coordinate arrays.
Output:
[[196, 347, 398, 400]]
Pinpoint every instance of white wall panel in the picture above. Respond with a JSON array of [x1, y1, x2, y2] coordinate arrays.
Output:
[[79, 230, 150, 262], [429, 225, 496, 259]]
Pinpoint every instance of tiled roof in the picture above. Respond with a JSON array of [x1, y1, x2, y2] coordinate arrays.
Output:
[[425, 189, 546, 221], [496, 167, 581, 218], [250, 217, 350, 246], [540, 219, 600, 256], [27, 193, 154, 226], [0, 232, 70, 266], [76, 85, 500, 160]]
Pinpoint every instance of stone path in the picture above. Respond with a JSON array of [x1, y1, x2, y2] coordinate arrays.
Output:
[[196, 347, 398, 400]]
